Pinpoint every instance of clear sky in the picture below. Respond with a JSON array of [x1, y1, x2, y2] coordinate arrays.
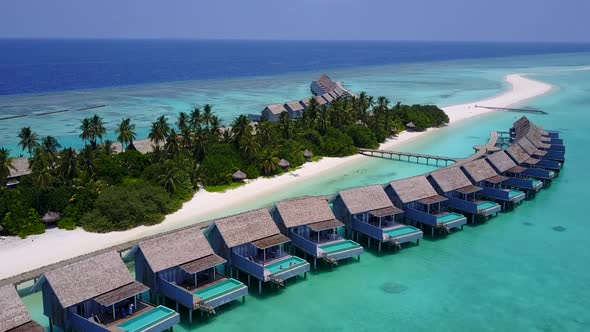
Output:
[[1, 0, 588, 42]]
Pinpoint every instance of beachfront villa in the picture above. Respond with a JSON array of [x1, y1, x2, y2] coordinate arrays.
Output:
[[428, 167, 501, 223], [460, 159, 526, 210], [261, 104, 289, 122], [0, 284, 44, 332], [6, 157, 31, 188], [385, 177, 467, 236], [331, 185, 423, 253], [207, 209, 310, 294], [129, 226, 248, 325], [271, 196, 363, 269], [283, 100, 305, 119], [33, 251, 179, 332], [486, 151, 544, 197]]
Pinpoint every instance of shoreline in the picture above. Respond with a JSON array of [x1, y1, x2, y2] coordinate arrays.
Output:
[[0, 73, 553, 281]]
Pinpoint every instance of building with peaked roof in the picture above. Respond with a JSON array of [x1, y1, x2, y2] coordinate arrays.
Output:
[[486, 151, 544, 197], [271, 196, 363, 269], [428, 167, 501, 223], [207, 208, 309, 294], [6, 157, 31, 187], [284, 100, 305, 119], [261, 104, 288, 122], [331, 185, 422, 252], [385, 176, 467, 236], [34, 250, 179, 332], [0, 284, 44, 332], [460, 159, 526, 209], [130, 226, 247, 325]]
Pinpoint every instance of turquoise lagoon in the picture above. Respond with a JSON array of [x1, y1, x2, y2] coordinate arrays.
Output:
[[19, 54, 590, 331]]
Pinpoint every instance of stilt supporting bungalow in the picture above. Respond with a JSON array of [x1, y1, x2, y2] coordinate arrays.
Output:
[[428, 167, 501, 223], [271, 196, 363, 268], [207, 209, 310, 295], [0, 284, 44, 332], [460, 159, 526, 210], [129, 226, 248, 325], [332, 185, 423, 252], [385, 177, 467, 236], [32, 251, 179, 332]]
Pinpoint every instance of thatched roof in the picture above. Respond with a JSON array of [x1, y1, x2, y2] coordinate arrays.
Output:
[[41, 211, 60, 224], [418, 195, 448, 205], [264, 104, 288, 115], [513, 116, 529, 130], [278, 159, 290, 168], [517, 138, 546, 156], [461, 159, 499, 183], [8, 157, 31, 178], [486, 151, 517, 173], [369, 206, 403, 217], [328, 91, 339, 99], [506, 144, 532, 164], [127, 139, 163, 154], [525, 132, 550, 149], [456, 185, 482, 195], [252, 233, 291, 249], [314, 95, 328, 105], [429, 167, 473, 193], [387, 176, 438, 204], [180, 254, 226, 275], [337, 184, 393, 215], [138, 226, 214, 273], [214, 209, 281, 248], [43, 251, 135, 308], [284, 100, 304, 113], [507, 166, 527, 174], [275, 196, 336, 228], [92, 281, 149, 307], [232, 170, 247, 181], [303, 149, 313, 158], [0, 285, 35, 332], [307, 219, 344, 232], [6, 321, 44, 332], [321, 93, 334, 102], [299, 98, 311, 108]]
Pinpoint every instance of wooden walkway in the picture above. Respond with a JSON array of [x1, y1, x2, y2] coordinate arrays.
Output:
[[475, 105, 547, 114], [358, 131, 499, 167]]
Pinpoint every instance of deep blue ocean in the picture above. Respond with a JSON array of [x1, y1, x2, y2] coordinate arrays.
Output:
[[1, 39, 590, 95]]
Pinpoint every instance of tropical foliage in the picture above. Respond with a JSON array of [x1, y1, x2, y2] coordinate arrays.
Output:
[[0, 93, 447, 236]]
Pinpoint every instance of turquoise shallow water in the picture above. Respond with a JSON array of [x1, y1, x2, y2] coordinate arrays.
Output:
[[19, 53, 590, 331]]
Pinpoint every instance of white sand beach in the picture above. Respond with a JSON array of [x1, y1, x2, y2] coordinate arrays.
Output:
[[0, 73, 553, 281]]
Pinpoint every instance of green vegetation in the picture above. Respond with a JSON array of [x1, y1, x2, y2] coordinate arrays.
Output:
[[0, 93, 447, 237]]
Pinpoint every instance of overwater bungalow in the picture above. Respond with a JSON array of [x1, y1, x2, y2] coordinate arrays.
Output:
[[505, 144, 557, 180], [0, 284, 44, 332], [321, 93, 334, 103], [331, 185, 423, 252], [517, 136, 565, 164], [460, 159, 526, 210], [311, 74, 338, 96], [385, 177, 467, 236], [271, 196, 363, 269], [299, 98, 311, 109], [506, 143, 561, 173], [428, 167, 501, 223], [261, 104, 288, 122], [327, 91, 339, 100], [34, 251, 179, 332], [486, 151, 544, 196], [207, 209, 310, 294], [511, 116, 562, 144], [129, 227, 248, 324], [6, 157, 31, 187], [284, 100, 305, 119]]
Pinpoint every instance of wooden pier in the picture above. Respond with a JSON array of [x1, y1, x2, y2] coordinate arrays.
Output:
[[358, 149, 459, 166], [475, 105, 547, 114]]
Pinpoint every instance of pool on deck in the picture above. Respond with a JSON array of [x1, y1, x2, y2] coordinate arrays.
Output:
[[194, 278, 244, 301], [265, 256, 306, 274], [508, 189, 524, 198], [384, 226, 421, 238], [117, 305, 176, 332], [477, 201, 499, 210], [437, 212, 465, 224], [320, 240, 361, 254], [532, 179, 542, 187]]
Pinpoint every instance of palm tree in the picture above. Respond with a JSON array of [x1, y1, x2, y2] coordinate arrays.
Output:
[[78, 146, 97, 175], [90, 115, 106, 148], [57, 148, 79, 181], [31, 151, 53, 189], [17, 127, 39, 157], [148, 115, 170, 144], [203, 104, 213, 129], [317, 106, 331, 133], [260, 154, 279, 176], [115, 118, 136, 152], [158, 164, 182, 194], [41, 136, 61, 156], [0, 147, 16, 185], [256, 121, 276, 146], [239, 131, 261, 160], [103, 140, 115, 155], [231, 115, 251, 143], [180, 127, 193, 149], [279, 112, 293, 139], [190, 107, 202, 130], [192, 129, 209, 161], [165, 129, 181, 155], [209, 115, 222, 137], [79, 118, 92, 146], [176, 112, 190, 132], [220, 129, 233, 144]]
